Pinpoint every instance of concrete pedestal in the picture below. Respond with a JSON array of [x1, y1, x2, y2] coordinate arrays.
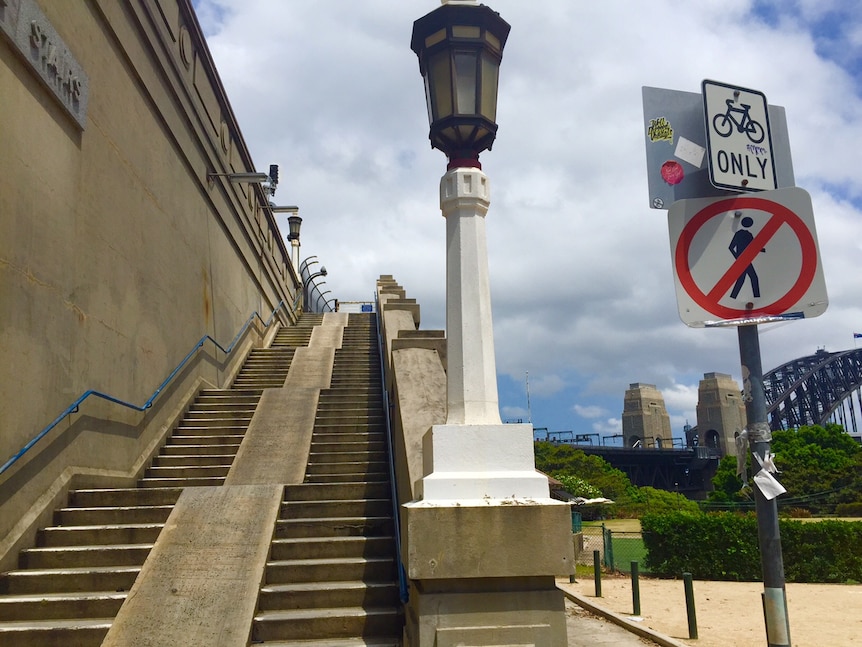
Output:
[[403, 499, 573, 646], [403, 422, 574, 646]]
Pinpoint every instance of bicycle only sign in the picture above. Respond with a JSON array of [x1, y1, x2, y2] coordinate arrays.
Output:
[[703, 79, 777, 193], [668, 187, 827, 327]]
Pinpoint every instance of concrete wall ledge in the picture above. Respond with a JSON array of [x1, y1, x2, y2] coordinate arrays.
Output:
[[383, 300, 420, 327], [392, 337, 446, 372]]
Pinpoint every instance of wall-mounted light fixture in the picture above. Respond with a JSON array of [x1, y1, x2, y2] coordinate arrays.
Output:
[[207, 171, 270, 184], [269, 205, 299, 214], [207, 165, 280, 195]]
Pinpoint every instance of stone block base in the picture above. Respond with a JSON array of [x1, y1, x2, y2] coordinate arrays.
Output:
[[402, 500, 573, 646], [403, 578, 567, 647]]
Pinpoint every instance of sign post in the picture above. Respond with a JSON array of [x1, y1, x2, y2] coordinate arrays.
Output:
[[738, 323, 792, 647], [647, 80, 830, 647]]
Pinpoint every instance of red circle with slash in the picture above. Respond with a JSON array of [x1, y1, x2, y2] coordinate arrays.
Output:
[[675, 196, 818, 319]]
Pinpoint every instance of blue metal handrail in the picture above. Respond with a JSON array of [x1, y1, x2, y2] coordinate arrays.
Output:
[[374, 294, 409, 603], [0, 298, 296, 476]]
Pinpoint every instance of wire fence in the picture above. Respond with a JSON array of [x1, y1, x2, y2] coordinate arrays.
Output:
[[577, 525, 650, 574]]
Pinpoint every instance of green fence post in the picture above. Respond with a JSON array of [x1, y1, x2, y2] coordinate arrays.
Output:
[[631, 561, 641, 616], [604, 527, 615, 571], [593, 549, 602, 597], [683, 572, 698, 639]]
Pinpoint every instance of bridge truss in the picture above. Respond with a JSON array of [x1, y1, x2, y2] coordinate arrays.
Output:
[[764, 348, 862, 435]]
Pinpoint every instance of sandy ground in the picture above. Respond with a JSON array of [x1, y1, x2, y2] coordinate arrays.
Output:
[[559, 574, 862, 647]]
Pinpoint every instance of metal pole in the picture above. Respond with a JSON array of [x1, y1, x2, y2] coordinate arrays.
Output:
[[593, 550, 602, 597], [683, 572, 698, 639], [631, 561, 641, 616], [738, 324, 791, 647]]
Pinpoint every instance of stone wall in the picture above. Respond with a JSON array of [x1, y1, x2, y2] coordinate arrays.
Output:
[[0, 0, 298, 568]]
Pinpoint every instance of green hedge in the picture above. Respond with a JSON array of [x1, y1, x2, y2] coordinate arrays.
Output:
[[642, 511, 862, 583], [836, 502, 862, 517]]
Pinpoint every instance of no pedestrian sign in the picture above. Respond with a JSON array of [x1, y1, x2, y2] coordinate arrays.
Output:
[[703, 80, 777, 193], [668, 187, 827, 327]]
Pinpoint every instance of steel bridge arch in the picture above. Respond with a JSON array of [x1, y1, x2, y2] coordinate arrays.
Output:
[[764, 348, 862, 434]]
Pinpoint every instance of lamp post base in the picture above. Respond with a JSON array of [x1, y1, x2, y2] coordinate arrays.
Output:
[[416, 423, 549, 500]]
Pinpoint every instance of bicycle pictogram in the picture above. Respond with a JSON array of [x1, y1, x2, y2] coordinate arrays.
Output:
[[712, 99, 765, 143]]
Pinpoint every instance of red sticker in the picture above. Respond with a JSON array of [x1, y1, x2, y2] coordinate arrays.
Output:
[[661, 160, 684, 185]]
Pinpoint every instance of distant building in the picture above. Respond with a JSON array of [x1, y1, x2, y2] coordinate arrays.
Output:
[[694, 372, 747, 456], [621, 383, 673, 448]]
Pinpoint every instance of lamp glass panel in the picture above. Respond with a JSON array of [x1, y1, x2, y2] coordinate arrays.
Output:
[[484, 31, 501, 51], [429, 51, 453, 119], [424, 28, 446, 48], [452, 25, 480, 38], [480, 54, 499, 121], [453, 51, 477, 115]]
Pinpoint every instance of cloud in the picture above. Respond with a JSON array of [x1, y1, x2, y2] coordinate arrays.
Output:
[[573, 404, 607, 420], [197, 1, 862, 436]]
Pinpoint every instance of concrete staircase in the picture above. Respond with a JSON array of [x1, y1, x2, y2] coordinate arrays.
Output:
[[253, 312, 403, 645], [231, 314, 322, 390], [0, 317, 318, 646]]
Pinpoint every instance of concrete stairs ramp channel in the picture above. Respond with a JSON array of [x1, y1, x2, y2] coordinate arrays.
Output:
[[0, 312, 403, 646]]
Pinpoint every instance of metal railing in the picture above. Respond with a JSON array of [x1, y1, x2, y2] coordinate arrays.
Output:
[[374, 294, 408, 603], [0, 296, 298, 476], [299, 256, 336, 313]]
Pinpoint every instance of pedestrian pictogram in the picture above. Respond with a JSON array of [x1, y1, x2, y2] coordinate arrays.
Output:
[[668, 187, 828, 327], [728, 216, 764, 299]]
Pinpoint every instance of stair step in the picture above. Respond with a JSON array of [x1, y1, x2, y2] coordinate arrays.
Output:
[[143, 465, 230, 478], [160, 443, 241, 454], [0, 566, 140, 594], [0, 591, 126, 621], [276, 516, 393, 539], [307, 451, 387, 464], [253, 606, 401, 642], [19, 544, 153, 569], [304, 473, 388, 484], [282, 498, 392, 519], [270, 536, 394, 561], [169, 431, 245, 441], [151, 454, 237, 467], [311, 439, 386, 451], [306, 461, 388, 476], [39, 523, 164, 547], [265, 556, 396, 585], [0, 617, 112, 647], [69, 488, 183, 508], [258, 580, 398, 611], [252, 639, 400, 647], [55, 505, 173, 526], [284, 482, 390, 502], [137, 476, 225, 488]]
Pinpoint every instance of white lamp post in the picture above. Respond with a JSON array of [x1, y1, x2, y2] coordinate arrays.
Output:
[[411, 0, 547, 499], [403, 6, 574, 644]]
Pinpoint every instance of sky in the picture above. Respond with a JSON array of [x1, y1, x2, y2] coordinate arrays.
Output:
[[192, 0, 862, 443]]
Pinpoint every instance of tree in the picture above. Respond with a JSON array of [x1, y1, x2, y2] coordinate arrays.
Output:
[[770, 424, 861, 511], [707, 424, 862, 512], [707, 455, 748, 503], [534, 441, 634, 500]]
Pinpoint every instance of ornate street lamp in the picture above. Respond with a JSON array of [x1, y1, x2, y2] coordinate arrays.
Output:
[[409, 0, 546, 499], [285, 215, 302, 270], [411, 0, 510, 169], [405, 7, 573, 645]]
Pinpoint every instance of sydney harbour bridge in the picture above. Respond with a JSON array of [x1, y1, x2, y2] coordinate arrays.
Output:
[[765, 348, 862, 435], [540, 347, 862, 496]]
